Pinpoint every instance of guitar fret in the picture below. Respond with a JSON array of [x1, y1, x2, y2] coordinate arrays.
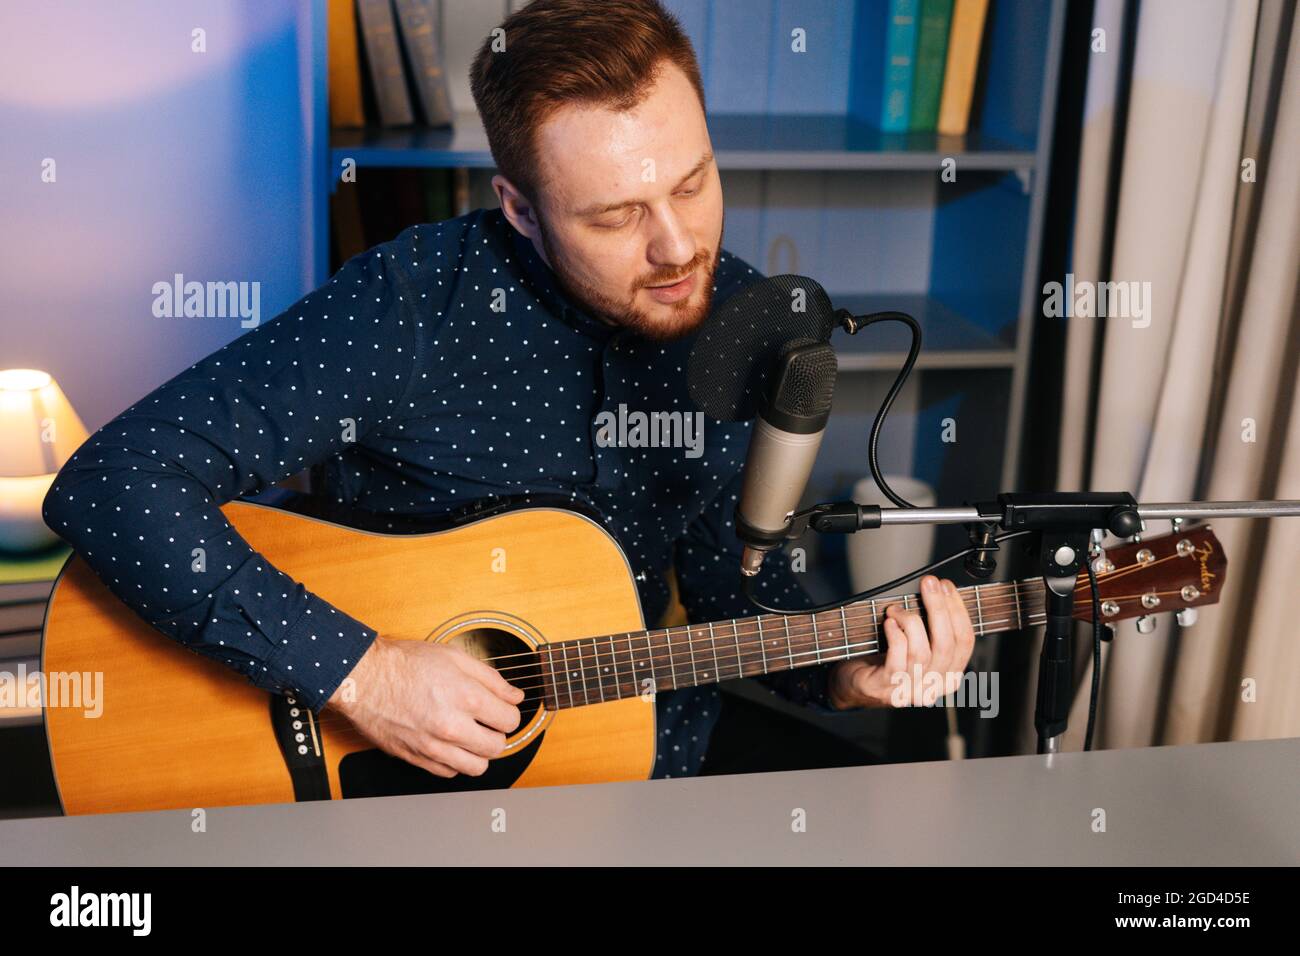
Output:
[[584, 638, 597, 704], [1014, 584, 1023, 629], [758, 618, 769, 674], [732, 619, 744, 681], [665, 628, 678, 690], [607, 634, 618, 700], [560, 641, 576, 710], [839, 606, 850, 661], [870, 598, 880, 652], [705, 621, 719, 683], [974, 586, 985, 635], [544, 644, 559, 710], [644, 632, 656, 694], [759, 616, 769, 676], [624, 634, 634, 702], [684, 624, 699, 685], [800, 615, 810, 668]]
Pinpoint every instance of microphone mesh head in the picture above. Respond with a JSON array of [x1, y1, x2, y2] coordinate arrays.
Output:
[[771, 340, 837, 418], [688, 275, 837, 421]]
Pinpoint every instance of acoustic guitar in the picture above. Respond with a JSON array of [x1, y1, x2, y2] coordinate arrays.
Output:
[[38, 500, 1226, 814]]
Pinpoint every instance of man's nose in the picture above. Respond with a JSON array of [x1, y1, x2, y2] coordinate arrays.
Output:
[[644, 204, 696, 272]]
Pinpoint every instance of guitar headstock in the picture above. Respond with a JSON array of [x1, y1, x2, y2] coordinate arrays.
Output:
[[1074, 524, 1227, 628]]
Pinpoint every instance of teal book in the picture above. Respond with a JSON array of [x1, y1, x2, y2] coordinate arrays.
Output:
[[850, 0, 921, 133], [910, 0, 953, 131]]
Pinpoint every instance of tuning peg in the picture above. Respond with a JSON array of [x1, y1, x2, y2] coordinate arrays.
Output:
[[1135, 614, 1157, 634], [1176, 607, 1199, 627]]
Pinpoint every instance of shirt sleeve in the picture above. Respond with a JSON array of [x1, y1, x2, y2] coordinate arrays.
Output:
[[672, 466, 842, 715], [42, 246, 424, 713]]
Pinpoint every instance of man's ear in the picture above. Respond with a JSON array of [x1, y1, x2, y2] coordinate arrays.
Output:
[[493, 174, 543, 242]]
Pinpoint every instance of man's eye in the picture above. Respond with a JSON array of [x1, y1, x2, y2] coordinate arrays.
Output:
[[676, 186, 701, 197], [598, 211, 635, 229]]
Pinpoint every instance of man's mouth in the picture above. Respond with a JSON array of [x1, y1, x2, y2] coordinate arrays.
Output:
[[645, 268, 696, 303]]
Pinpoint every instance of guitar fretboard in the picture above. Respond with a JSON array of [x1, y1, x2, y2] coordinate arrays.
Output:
[[539, 578, 1051, 710]]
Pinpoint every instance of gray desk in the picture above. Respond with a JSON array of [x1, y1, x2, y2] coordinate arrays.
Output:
[[2, 738, 1296, 865]]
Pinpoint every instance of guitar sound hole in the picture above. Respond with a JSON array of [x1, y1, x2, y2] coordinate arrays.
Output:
[[444, 626, 543, 727]]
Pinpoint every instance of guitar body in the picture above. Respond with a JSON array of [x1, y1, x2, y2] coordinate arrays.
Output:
[[42, 502, 655, 815]]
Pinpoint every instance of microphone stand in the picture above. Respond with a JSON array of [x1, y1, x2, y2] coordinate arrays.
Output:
[[784, 493, 1300, 754]]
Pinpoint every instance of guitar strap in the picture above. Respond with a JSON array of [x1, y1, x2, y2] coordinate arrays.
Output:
[[269, 693, 332, 801]]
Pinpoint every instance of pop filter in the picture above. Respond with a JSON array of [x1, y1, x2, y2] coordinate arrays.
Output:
[[688, 274, 839, 421]]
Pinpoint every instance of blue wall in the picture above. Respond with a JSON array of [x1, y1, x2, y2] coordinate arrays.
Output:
[[0, 1, 322, 431]]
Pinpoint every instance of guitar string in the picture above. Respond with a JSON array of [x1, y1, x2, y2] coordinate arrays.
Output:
[[310, 607, 1053, 728], [305, 539, 1206, 732], [484, 585, 1045, 677], [458, 586, 1184, 697], [299, 590, 1081, 723], [463, 551, 1189, 672], [473, 572, 1166, 677], [310, 587, 1189, 724], [473, 578, 1050, 670], [314, 582, 1190, 723]]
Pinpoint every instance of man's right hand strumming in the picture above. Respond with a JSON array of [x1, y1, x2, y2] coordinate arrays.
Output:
[[327, 638, 525, 779]]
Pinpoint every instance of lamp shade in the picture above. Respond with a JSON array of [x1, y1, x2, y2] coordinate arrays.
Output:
[[0, 369, 88, 477], [0, 369, 89, 552]]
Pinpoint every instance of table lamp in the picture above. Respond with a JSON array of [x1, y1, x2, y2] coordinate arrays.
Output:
[[0, 368, 89, 552]]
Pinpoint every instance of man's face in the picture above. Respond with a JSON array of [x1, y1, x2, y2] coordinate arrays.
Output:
[[499, 61, 724, 341]]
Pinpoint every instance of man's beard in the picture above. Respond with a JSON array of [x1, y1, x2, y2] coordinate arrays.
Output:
[[537, 212, 723, 342]]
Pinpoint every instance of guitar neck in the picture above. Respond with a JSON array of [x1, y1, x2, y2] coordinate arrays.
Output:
[[541, 577, 1050, 710]]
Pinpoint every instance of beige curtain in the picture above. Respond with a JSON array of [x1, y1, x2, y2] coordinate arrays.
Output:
[[1032, 0, 1300, 752]]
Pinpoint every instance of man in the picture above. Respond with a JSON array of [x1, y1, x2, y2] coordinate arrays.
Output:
[[43, 0, 974, 784]]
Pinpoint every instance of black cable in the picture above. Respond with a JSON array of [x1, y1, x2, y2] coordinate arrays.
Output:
[[853, 311, 923, 509], [743, 529, 1036, 615], [1084, 555, 1103, 751], [747, 307, 1026, 616]]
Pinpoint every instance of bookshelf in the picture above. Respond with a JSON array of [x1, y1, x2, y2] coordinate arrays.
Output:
[[312, 0, 1066, 764], [309, 0, 1067, 595], [331, 111, 1037, 171]]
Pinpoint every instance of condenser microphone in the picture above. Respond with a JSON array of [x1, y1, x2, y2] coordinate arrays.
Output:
[[688, 274, 841, 422], [735, 338, 837, 576]]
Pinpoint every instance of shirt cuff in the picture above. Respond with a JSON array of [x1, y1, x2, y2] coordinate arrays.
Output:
[[256, 591, 379, 713]]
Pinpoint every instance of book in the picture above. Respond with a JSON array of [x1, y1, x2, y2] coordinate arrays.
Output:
[[393, 0, 454, 127], [327, 0, 366, 127], [452, 168, 470, 217], [0, 545, 69, 606], [331, 184, 368, 265], [936, 0, 989, 136], [422, 168, 453, 223], [850, 0, 920, 134], [0, 630, 40, 661], [0, 602, 45, 636], [356, 0, 415, 126], [0, 580, 54, 606], [909, 0, 953, 131]]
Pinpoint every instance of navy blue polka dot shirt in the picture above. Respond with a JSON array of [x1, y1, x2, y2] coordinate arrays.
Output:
[[43, 207, 836, 779]]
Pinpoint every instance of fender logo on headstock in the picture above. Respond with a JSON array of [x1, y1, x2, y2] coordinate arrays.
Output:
[[1196, 540, 1217, 594]]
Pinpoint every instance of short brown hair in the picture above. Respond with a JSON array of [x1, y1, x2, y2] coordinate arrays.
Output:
[[469, 0, 706, 209]]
